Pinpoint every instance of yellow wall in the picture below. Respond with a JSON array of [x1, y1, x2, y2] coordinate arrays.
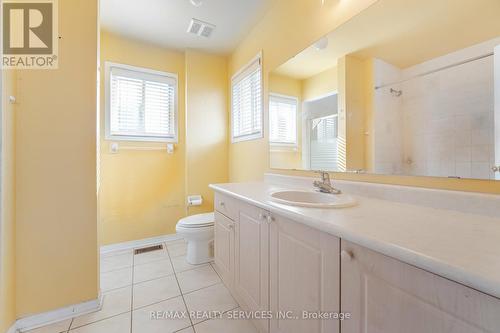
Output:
[[268, 73, 302, 169], [302, 66, 338, 101], [185, 50, 229, 216], [99, 33, 229, 245], [15, 0, 99, 316], [229, 0, 500, 194], [228, 0, 379, 182], [99, 31, 187, 245], [0, 70, 17, 332]]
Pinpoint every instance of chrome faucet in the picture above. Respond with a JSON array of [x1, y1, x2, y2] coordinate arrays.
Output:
[[313, 171, 341, 194]]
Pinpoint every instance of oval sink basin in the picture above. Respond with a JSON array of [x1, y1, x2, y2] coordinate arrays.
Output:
[[270, 190, 357, 208]]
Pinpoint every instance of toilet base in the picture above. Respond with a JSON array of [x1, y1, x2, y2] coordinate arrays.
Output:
[[186, 240, 213, 265]]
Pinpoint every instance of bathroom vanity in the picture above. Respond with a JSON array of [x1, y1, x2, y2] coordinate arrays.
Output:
[[213, 0, 500, 331], [210, 176, 500, 333]]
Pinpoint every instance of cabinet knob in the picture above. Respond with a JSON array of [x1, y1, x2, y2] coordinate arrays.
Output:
[[492, 166, 500, 172], [266, 215, 275, 224], [219, 201, 225, 207], [228, 223, 234, 230], [341, 250, 354, 261], [259, 213, 267, 220]]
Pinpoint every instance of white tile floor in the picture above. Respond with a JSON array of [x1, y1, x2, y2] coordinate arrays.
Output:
[[26, 239, 258, 333]]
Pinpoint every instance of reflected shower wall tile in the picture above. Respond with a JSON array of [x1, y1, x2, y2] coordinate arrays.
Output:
[[472, 129, 493, 145], [454, 115, 472, 132], [430, 117, 454, 134], [456, 162, 472, 179], [471, 145, 491, 163], [427, 161, 440, 176], [471, 112, 494, 131], [471, 162, 491, 179], [455, 130, 472, 148], [439, 156, 455, 177], [455, 146, 471, 162]]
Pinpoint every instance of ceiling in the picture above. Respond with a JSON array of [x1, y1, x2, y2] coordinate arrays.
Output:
[[100, 0, 274, 54], [274, 0, 500, 79]]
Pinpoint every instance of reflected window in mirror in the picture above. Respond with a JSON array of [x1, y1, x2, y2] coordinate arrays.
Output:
[[269, 94, 298, 148], [310, 114, 338, 171], [302, 93, 340, 171]]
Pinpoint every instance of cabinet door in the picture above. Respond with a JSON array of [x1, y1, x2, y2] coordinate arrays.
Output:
[[269, 214, 340, 333], [341, 240, 500, 333], [214, 211, 234, 289], [234, 202, 270, 333]]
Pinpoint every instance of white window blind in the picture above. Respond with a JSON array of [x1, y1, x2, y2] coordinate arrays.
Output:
[[269, 94, 297, 145], [231, 57, 262, 142], [106, 63, 178, 142], [310, 114, 338, 171]]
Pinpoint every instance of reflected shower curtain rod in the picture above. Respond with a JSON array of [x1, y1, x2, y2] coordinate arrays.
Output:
[[374, 52, 494, 90]]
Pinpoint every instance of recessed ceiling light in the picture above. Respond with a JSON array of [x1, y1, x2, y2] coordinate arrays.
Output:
[[190, 0, 203, 7]]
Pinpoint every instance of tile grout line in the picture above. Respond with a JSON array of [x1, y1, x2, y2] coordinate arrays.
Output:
[[65, 318, 74, 333], [131, 268, 177, 285], [128, 279, 223, 312], [165, 242, 196, 331], [190, 305, 240, 328], [182, 280, 221, 297]]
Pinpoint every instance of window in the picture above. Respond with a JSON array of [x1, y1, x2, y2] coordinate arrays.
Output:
[[105, 62, 178, 142], [269, 93, 298, 146], [231, 55, 262, 142], [310, 114, 339, 171]]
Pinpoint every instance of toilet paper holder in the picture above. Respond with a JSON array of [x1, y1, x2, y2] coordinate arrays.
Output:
[[187, 195, 203, 206]]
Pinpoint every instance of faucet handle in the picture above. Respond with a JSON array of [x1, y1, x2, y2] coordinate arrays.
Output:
[[314, 170, 330, 184]]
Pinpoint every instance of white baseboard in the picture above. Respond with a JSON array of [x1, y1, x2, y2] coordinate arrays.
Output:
[[15, 293, 103, 332], [100, 233, 182, 255]]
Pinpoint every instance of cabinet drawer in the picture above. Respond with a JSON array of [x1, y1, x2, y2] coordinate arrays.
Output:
[[215, 192, 238, 221]]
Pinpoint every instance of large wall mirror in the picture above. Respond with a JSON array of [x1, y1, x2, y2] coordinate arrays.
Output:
[[268, 0, 500, 181]]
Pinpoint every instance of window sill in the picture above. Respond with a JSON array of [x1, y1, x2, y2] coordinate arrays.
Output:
[[104, 134, 178, 143], [270, 144, 299, 152], [231, 132, 263, 143]]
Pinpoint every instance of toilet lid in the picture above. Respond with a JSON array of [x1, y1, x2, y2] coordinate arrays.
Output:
[[178, 212, 215, 228]]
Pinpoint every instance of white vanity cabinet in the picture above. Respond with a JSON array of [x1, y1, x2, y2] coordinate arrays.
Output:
[[340, 240, 500, 333], [214, 193, 271, 333], [214, 190, 500, 333], [269, 214, 340, 333]]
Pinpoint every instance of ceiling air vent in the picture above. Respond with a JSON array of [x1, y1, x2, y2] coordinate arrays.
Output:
[[187, 18, 215, 38]]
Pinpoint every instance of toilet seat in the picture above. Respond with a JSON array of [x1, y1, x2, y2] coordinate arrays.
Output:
[[177, 212, 214, 228]]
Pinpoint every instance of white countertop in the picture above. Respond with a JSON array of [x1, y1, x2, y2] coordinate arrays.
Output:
[[209, 181, 500, 299]]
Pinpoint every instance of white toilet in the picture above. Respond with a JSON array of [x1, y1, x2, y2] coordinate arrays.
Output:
[[175, 212, 215, 265]]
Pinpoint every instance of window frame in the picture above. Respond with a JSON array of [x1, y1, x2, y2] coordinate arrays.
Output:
[[269, 92, 299, 149], [230, 53, 263, 143], [104, 61, 179, 143]]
